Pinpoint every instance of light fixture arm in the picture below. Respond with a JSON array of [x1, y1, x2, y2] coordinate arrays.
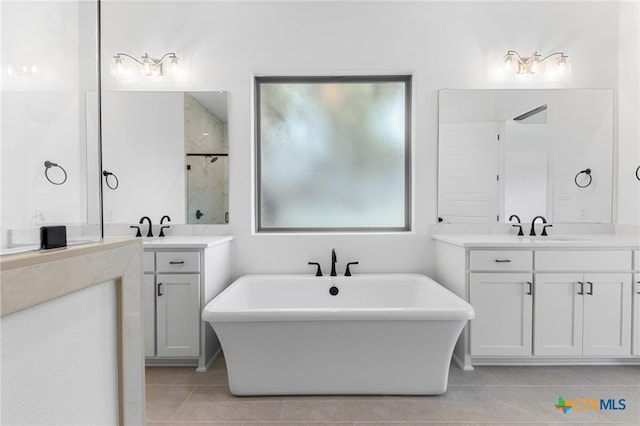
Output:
[[114, 52, 145, 66], [156, 52, 178, 64], [539, 51, 567, 63]]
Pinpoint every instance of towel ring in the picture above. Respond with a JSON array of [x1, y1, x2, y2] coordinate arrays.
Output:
[[44, 160, 67, 185], [574, 168, 592, 188], [103, 170, 119, 190], [636, 165, 640, 182]]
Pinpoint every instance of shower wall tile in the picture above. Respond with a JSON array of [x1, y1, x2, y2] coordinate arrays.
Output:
[[184, 93, 228, 154]]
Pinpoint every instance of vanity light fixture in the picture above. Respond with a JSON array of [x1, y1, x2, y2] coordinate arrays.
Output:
[[503, 50, 570, 76], [111, 52, 179, 78], [6, 64, 39, 78]]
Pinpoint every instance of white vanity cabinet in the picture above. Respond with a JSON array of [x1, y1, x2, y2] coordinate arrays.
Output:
[[534, 251, 632, 357], [470, 272, 533, 356], [433, 234, 638, 369], [534, 273, 631, 356], [468, 250, 533, 356], [143, 236, 233, 371]]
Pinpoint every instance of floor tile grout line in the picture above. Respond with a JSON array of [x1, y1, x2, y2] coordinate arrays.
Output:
[[277, 398, 285, 422], [381, 396, 392, 422], [168, 385, 197, 422]]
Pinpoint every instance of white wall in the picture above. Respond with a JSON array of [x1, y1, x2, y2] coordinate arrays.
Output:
[[1, 281, 119, 425], [617, 0, 640, 226], [101, 1, 633, 277]]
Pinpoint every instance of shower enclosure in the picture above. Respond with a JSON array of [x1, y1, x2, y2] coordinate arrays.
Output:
[[0, 0, 102, 254]]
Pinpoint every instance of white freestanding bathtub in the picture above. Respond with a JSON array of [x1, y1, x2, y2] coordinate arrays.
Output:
[[202, 273, 474, 396]]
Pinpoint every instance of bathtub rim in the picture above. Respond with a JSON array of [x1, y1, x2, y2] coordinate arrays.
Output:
[[202, 272, 475, 323]]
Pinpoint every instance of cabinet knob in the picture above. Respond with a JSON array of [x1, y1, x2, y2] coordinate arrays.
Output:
[[494, 259, 512, 263], [526, 281, 533, 295], [157, 282, 163, 296], [577, 281, 584, 295], [169, 260, 185, 265], [586, 281, 594, 296]]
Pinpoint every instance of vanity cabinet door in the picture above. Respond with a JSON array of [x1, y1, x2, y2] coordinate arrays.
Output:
[[156, 273, 200, 357], [470, 273, 533, 356], [582, 273, 631, 356], [535, 273, 631, 357], [534, 273, 583, 356], [143, 273, 156, 358]]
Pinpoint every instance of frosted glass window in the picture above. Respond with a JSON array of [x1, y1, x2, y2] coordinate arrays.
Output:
[[256, 76, 411, 231]]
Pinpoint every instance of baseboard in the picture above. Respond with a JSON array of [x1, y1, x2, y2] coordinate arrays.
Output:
[[471, 357, 640, 366], [452, 353, 474, 371], [196, 347, 222, 373], [145, 358, 198, 368]]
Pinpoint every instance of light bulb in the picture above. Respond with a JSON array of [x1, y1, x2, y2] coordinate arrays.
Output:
[[557, 55, 568, 77], [112, 56, 125, 76], [141, 54, 153, 76], [504, 54, 514, 72], [170, 56, 179, 75]]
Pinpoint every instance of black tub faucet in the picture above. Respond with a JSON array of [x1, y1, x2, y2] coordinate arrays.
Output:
[[139, 216, 153, 238], [330, 249, 337, 277], [159, 215, 171, 237], [529, 215, 547, 236], [509, 214, 524, 236]]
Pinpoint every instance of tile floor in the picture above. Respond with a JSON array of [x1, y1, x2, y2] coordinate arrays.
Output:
[[146, 355, 639, 425]]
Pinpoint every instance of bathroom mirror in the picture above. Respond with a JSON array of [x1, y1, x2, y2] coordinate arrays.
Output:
[[101, 91, 229, 225], [438, 89, 613, 224]]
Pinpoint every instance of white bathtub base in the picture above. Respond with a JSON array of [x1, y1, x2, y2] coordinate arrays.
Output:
[[215, 319, 465, 395]]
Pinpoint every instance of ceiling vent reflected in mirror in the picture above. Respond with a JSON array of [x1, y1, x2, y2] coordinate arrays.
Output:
[[513, 104, 548, 122]]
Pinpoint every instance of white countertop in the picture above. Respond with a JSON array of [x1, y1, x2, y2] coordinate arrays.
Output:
[[432, 234, 640, 249], [142, 235, 234, 249]]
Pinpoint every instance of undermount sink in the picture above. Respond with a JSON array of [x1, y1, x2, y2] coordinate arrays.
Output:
[[528, 235, 586, 242]]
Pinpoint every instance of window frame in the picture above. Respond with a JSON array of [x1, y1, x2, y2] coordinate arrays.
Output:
[[255, 75, 412, 233]]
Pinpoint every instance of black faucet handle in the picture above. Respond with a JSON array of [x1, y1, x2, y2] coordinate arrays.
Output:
[[308, 262, 323, 277], [159, 225, 170, 237], [129, 225, 142, 237], [345, 261, 359, 276], [512, 224, 524, 236], [541, 224, 553, 236]]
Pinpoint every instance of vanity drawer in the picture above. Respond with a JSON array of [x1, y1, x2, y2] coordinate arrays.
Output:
[[156, 251, 200, 273], [535, 250, 632, 271], [143, 251, 155, 273], [469, 250, 532, 271]]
